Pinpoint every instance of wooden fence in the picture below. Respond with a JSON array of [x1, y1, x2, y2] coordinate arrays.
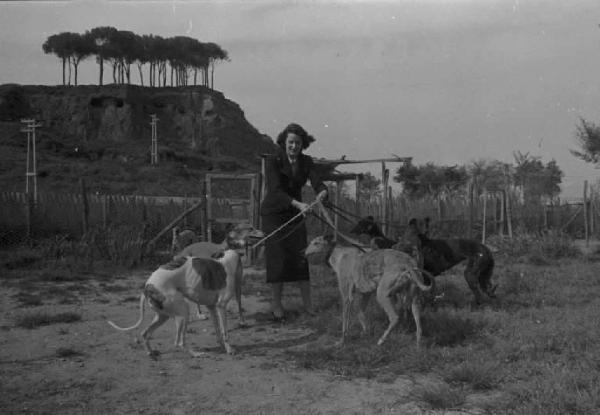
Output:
[[1, 182, 598, 248], [0, 191, 251, 248]]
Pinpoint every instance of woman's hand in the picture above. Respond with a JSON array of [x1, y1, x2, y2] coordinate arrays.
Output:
[[316, 190, 328, 202], [292, 200, 311, 213]]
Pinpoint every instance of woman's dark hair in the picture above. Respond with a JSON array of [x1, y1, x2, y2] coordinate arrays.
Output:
[[276, 123, 316, 150]]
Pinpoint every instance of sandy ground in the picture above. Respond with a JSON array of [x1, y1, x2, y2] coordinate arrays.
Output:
[[0, 266, 490, 415]]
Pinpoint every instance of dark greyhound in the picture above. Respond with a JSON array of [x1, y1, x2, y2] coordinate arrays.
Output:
[[350, 215, 396, 248], [403, 218, 497, 306], [352, 216, 496, 306]]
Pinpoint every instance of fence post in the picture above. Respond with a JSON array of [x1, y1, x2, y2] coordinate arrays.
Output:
[[381, 162, 388, 235], [468, 179, 474, 239], [387, 186, 393, 237], [334, 180, 341, 242], [482, 189, 487, 244], [80, 178, 89, 235], [500, 192, 505, 236], [200, 180, 208, 241], [183, 194, 188, 229], [590, 187, 595, 236], [355, 174, 361, 219], [102, 194, 108, 229], [506, 188, 513, 239], [584, 180, 589, 246]]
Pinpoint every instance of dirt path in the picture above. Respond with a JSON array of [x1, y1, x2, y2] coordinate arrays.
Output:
[[0, 267, 487, 415]]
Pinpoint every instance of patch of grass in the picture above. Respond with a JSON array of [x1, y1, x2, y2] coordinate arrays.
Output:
[[431, 280, 470, 309], [422, 311, 483, 347], [34, 269, 89, 282], [55, 347, 85, 358], [489, 232, 580, 262], [15, 311, 82, 329], [100, 283, 129, 293], [14, 292, 43, 307], [416, 381, 465, 410], [444, 360, 501, 390], [502, 269, 533, 297], [1, 250, 42, 270], [507, 365, 600, 415]]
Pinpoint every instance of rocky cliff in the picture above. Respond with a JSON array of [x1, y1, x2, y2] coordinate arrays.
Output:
[[0, 84, 278, 195]]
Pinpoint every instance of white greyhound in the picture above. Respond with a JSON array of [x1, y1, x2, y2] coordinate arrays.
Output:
[[108, 250, 243, 358]]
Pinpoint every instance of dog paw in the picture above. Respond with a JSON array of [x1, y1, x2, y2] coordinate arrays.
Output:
[[190, 350, 208, 358]]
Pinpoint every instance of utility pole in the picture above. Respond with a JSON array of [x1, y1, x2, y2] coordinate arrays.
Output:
[[150, 114, 159, 165], [20, 118, 42, 204]]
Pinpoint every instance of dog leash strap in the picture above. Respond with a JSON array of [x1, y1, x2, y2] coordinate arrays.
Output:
[[249, 200, 320, 249], [314, 204, 369, 252]]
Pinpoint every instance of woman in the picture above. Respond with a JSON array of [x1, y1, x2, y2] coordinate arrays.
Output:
[[260, 123, 328, 322]]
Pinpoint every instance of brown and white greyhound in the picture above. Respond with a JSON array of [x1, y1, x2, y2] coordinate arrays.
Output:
[[306, 235, 433, 348]]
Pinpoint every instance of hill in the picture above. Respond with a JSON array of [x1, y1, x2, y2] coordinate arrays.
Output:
[[0, 84, 278, 196]]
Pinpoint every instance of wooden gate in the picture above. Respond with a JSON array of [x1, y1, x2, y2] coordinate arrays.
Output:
[[205, 173, 260, 242]]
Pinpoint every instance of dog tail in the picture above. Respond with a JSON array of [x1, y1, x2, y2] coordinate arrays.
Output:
[[407, 268, 433, 292], [107, 293, 146, 331]]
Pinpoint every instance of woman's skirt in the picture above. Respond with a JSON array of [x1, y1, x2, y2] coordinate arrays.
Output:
[[261, 212, 310, 283]]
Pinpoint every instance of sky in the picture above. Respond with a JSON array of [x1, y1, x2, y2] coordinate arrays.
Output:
[[1, 0, 600, 199]]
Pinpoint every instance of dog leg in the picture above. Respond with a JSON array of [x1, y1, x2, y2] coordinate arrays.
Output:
[[376, 286, 399, 346], [411, 295, 423, 349], [464, 266, 485, 306], [208, 305, 234, 355], [335, 275, 354, 347], [173, 299, 190, 349], [235, 263, 247, 327], [336, 295, 353, 347], [217, 305, 234, 355], [141, 313, 169, 358], [174, 316, 186, 348], [356, 292, 372, 337]]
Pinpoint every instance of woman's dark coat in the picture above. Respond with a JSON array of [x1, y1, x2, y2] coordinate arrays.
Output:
[[260, 150, 327, 283]]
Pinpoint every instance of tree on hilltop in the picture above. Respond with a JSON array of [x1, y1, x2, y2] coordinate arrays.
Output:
[[42, 32, 72, 85], [43, 28, 230, 89], [87, 26, 119, 86], [42, 32, 93, 86]]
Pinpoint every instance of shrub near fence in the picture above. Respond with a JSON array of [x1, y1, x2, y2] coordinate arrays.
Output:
[[313, 185, 598, 241]]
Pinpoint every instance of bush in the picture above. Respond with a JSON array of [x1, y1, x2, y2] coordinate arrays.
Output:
[[488, 231, 579, 263]]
